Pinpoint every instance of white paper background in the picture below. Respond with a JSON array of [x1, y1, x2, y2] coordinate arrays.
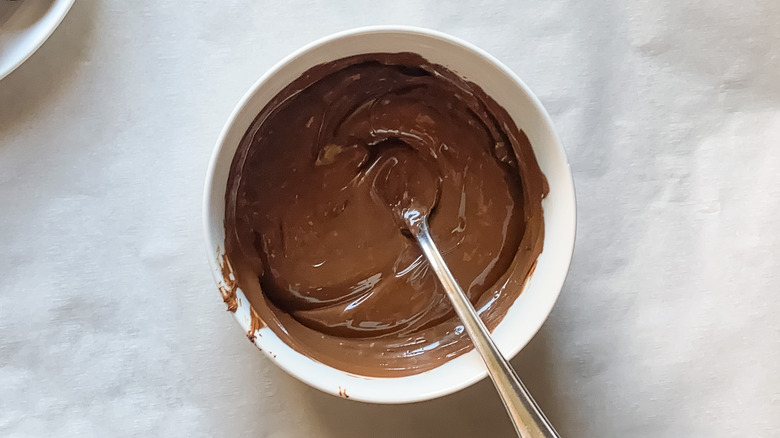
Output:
[[1, 1, 778, 436]]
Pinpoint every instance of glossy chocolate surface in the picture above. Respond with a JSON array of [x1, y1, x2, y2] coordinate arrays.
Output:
[[224, 53, 547, 377]]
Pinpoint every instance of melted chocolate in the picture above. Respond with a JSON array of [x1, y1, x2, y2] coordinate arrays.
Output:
[[224, 53, 547, 377]]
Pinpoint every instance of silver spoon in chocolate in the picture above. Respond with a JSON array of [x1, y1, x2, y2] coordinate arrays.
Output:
[[372, 149, 560, 438]]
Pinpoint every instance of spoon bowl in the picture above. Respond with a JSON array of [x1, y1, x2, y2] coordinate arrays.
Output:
[[370, 147, 441, 234]]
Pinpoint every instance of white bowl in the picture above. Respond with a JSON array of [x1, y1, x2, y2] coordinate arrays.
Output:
[[203, 26, 576, 404], [0, 0, 75, 81]]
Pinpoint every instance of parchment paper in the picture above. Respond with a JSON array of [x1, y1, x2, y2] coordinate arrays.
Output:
[[1, 1, 778, 436]]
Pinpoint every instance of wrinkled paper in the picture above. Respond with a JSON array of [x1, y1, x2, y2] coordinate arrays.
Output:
[[0, 1, 777, 436]]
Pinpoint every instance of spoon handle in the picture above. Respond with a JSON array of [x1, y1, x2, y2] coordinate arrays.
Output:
[[412, 219, 560, 438]]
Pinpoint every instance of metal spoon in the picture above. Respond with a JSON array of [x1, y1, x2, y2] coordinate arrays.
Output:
[[409, 215, 559, 438], [373, 151, 560, 438]]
